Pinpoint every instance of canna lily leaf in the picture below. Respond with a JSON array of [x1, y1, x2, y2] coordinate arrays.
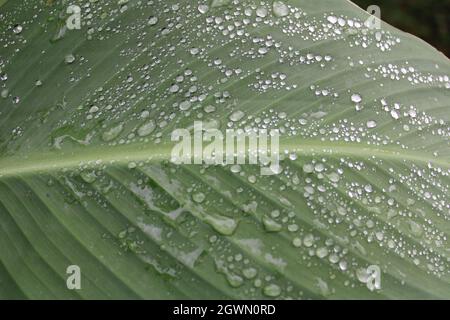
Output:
[[0, 0, 449, 299]]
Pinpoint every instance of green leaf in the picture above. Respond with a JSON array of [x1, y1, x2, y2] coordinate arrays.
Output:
[[0, 0, 449, 299]]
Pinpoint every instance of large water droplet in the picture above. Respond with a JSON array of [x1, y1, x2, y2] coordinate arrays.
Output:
[[273, 1, 289, 17], [263, 284, 281, 297], [229, 110, 245, 122], [102, 123, 124, 142], [204, 214, 238, 236], [148, 16, 158, 26], [198, 4, 209, 14], [137, 120, 155, 137]]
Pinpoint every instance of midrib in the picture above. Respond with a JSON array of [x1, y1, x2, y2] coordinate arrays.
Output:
[[0, 140, 448, 177]]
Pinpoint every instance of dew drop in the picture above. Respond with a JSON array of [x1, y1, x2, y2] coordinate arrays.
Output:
[[1, 89, 8, 98], [204, 215, 238, 236], [327, 16, 338, 24], [137, 120, 155, 137], [351, 93, 362, 103], [273, 1, 289, 17], [229, 110, 245, 122], [192, 192, 206, 203], [64, 54, 75, 64], [366, 120, 377, 128], [263, 284, 281, 297], [256, 7, 268, 18], [198, 4, 209, 14], [13, 24, 22, 34], [262, 215, 282, 232], [179, 100, 191, 111], [148, 16, 158, 26], [102, 123, 124, 142]]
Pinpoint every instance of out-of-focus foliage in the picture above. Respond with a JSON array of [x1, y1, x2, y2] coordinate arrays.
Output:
[[353, 0, 449, 56]]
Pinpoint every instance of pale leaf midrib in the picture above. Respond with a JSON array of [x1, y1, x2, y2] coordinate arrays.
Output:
[[0, 139, 448, 178]]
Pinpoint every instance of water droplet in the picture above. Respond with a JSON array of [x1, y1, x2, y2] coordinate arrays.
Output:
[[204, 214, 238, 236], [229, 110, 245, 122], [204, 105, 216, 113], [128, 162, 137, 169], [303, 234, 314, 247], [273, 1, 289, 17], [409, 221, 423, 237], [80, 171, 97, 183], [102, 123, 124, 142], [89, 106, 99, 113], [198, 4, 209, 14], [243, 267, 258, 279], [390, 110, 400, 119], [351, 93, 362, 103], [263, 284, 281, 297], [13, 24, 22, 34], [292, 237, 302, 247], [366, 120, 377, 128], [327, 16, 338, 24], [211, 0, 230, 8], [303, 163, 314, 173], [316, 247, 329, 258], [192, 192, 206, 203], [179, 100, 191, 111], [148, 16, 158, 26], [256, 7, 268, 18], [137, 120, 155, 137], [1, 89, 8, 98], [64, 54, 75, 64], [230, 164, 241, 173], [262, 215, 282, 232], [226, 273, 244, 288]]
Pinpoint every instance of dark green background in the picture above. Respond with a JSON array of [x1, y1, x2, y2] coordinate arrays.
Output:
[[352, 0, 449, 57]]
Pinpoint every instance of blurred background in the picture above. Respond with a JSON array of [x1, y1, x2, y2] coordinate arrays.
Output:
[[352, 0, 449, 57]]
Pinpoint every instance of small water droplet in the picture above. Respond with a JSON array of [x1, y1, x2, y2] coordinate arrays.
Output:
[[366, 120, 377, 128], [13, 24, 23, 34], [1, 89, 8, 98], [65, 54, 75, 64], [192, 192, 206, 203], [351, 93, 362, 103]]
